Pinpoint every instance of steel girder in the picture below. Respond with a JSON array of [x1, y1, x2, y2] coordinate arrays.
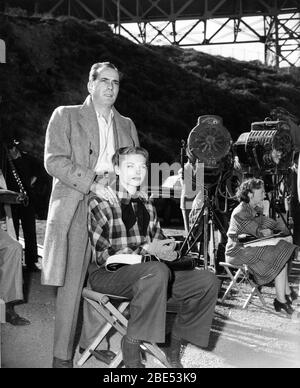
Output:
[[264, 13, 300, 67], [1, 0, 299, 67]]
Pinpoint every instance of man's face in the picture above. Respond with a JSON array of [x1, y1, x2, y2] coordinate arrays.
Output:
[[115, 154, 148, 189], [88, 67, 120, 107], [9, 146, 21, 159]]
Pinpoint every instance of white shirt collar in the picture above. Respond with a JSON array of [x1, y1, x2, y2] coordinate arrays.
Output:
[[96, 109, 114, 124]]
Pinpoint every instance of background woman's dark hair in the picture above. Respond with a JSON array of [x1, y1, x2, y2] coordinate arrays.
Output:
[[112, 146, 149, 167], [236, 178, 264, 203]]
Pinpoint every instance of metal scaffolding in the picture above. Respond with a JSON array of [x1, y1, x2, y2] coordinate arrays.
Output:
[[1, 0, 300, 67]]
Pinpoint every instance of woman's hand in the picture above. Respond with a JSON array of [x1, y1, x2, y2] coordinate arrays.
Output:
[[156, 250, 178, 262], [147, 239, 178, 262], [147, 239, 176, 256], [90, 182, 119, 206]]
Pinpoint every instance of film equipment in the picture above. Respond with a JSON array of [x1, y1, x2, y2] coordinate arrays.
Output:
[[269, 107, 300, 245], [186, 115, 232, 169], [233, 115, 295, 232], [180, 115, 234, 271], [234, 117, 294, 175]]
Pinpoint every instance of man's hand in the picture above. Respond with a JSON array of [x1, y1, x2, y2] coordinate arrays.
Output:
[[90, 182, 119, 206], [0, 188, 23, 204], [138, 190, 149, 202], [30, 176, 37, 187]]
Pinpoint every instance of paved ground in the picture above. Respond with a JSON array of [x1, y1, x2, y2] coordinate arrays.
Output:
[[1, 222, 300, 368]]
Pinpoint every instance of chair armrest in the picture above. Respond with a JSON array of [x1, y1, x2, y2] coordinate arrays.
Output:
[[220, 261, 250, 272], [82, 288, 110, 304], [219, 261, 242, 270], [82, 288, 128, 304]]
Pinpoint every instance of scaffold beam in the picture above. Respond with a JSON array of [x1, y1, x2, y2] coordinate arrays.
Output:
[[1, 0, 299, 67]]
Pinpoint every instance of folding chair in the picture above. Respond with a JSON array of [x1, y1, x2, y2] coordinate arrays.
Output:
[[77, 288, 171, 368], [219, 234, 293, 309], [219, 262, 266, 309]]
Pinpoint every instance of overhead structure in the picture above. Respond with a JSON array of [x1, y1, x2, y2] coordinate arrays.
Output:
[[1, 0, 300, 67]]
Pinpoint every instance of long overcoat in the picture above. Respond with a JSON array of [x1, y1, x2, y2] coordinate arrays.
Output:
[[42, 95, 139, 286]]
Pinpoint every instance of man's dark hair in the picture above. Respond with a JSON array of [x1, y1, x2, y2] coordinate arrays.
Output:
[[88, 62, 122, 82]]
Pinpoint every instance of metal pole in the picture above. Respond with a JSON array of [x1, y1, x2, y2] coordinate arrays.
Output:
[[117, 0, 120, 35], [274, 15, 280, 68], [203, 204, 208, 270]]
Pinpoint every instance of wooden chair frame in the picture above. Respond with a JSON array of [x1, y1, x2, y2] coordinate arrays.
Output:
[[0, 299, 5, 368], [77, 288, 171, 368]]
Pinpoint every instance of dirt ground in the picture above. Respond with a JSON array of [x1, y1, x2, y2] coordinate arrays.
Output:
[[1, 221, 300, 368]]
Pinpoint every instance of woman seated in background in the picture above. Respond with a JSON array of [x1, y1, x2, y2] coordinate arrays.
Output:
[[225, 178, 299, 315]]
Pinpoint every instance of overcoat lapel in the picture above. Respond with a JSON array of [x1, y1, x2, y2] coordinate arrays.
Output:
[[113, 106, 133, 148], [78, 95, 99, 169], [112, 116, 120, 151]]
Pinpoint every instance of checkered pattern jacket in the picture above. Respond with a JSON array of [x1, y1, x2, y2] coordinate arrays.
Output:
[[88, 189, 165, 267]]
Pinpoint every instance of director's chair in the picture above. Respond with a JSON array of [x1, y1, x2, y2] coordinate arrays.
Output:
[[219, 262, 266, 309], [77, 288, 171, 368]]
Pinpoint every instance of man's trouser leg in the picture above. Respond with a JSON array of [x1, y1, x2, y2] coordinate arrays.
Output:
[[53, 201, 91, 361], [169, 269, 218, 348], [88, 262, 171, 343], [79, 298, 107, 350], [0, 229, 23, 303], [19, 201, 38, 267]]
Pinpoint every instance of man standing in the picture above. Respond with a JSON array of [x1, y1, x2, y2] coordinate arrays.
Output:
[[0, 170, 30, 326], [0, 228, 31, 326], [1, 140, 40, 272], [42, 62, 139, 368]]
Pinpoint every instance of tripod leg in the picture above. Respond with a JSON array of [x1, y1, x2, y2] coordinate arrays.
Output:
[[208, 219, 215, 269], [179, 205, 205, 256], [181, 209, 190, 234]]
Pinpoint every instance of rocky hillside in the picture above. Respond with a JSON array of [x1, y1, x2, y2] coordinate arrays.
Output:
[[1, 13, 300, 163]]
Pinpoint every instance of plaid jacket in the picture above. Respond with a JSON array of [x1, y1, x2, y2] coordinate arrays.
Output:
[[88, 188, 165, 267]]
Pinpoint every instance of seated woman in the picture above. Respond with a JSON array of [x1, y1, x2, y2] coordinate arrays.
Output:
[[86, 146, 218, 368], [225, 178, 299, 315]]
